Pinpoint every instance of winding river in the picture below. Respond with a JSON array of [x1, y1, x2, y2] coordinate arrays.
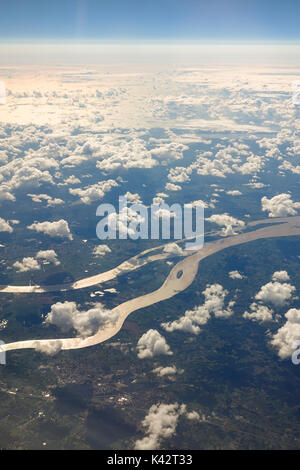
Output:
[[1, 216, 300, 354]]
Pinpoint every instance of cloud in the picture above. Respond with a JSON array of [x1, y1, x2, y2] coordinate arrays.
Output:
[[106, 206, 146, 238], [13, 257, 41, 273], [152, 196, 166, 205], [279, 161, 300, 175], [162, 284, 234, 334], [246, 181, 267, 189], [0, 218, 13, 233], [124, 191, 142, 204], [162, 316, 200, 335], [93, 245, 112, 256], [165, 182, 181, 191], [194, 154, 233, 178], [95, 137, 157, 171], [167, 166, 192, 184], [228, 270, 244, 280], [36, 249, 60, 266], [45, 301, 119, 338], [61, 155, 87, 167], [261, 193, 300, 217], [206, 213, 245, 236], [27, 219, 73, 240], [200, 284, 235, 319], [0, 186, 15, 203], [185, 200, 209, 209], [163, 243, 184, 256], [13, 250, 60, 272], [243, 302, 274, 323], [154, 207, 176, 219], [63, 175, 81, 185], [34, 340, 63, 356], [226, 190, 242, 196], [134, 403, 187, 450], [234, 155, 264, 175], [137, 329, 173, 359], [270, 308, 300, 359], [152, 365, 183, 377], [0, 157, 55, 201], [69, 180, 118, 204], [272, 270, 290, 282], [255, 281, 295, 307], [151, 142, 188, 162], [27, 193, 64, 207], [186, 410, 201, 421]]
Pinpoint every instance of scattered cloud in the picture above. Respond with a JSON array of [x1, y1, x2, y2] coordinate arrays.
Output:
[[93, 245, 112, 256], [124, 191, 142, 205], [272, 270, 290, 282], [243, 302, 274, 323], [152, 365, 184, 377], [162, 284, 234, 334], [36, 249, 60, 266], [0, 218, 13, 233], [165, 182, 181, 192], [271, 308, 300, 359], [13, 257, 41, 273], [206, 213, 245, 236], [13, 250, 60, 272], [137, 329, 173, 359], [134, 403, 186, 450], [255, 281, 295, 307], [228, 270, 245, 280], [226, 190, 242, 196], [69, 180, 118, 204], [163, 243, 184, 256], [27, 193, 64, 207], [28, 219, 73, 240], [261, 193, 300, 217], [34, 340, 63, 356], [186, 410, 201, 421], [45, 301, 119, 338]]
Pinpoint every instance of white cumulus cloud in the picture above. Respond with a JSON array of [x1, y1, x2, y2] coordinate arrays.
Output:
[[34, 340, 63, 356], [93, 245, 112, 256], [152, 365, 183, 377], [0, 218, 13, 233], [261, 193, 300, 217], [69, 180, 118, 204], [270, 308, 300, 359], [36, 249, 60, 266], [255, 281, 295, 307], [45, 301, 119, 338], [228, 270, 244, 280], [13, 257, 41, 273], [243, 302, 274, 323], [206, 213, 245, 236], [137, 329, 173, 359], [134, 403, 187, 450], [162, 284, 234, 334], [28, 219, 73, 240], [272, 270, 290, 282], [163, 243, 184, 256]]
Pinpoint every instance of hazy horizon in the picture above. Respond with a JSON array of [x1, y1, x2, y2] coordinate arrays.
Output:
[[1, 42, 300, 65]]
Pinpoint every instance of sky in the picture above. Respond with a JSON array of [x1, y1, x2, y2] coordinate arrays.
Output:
[[1, 0, 300, 41]]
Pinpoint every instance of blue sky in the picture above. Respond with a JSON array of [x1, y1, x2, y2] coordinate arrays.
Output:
[[1, 0, 300, 41]]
